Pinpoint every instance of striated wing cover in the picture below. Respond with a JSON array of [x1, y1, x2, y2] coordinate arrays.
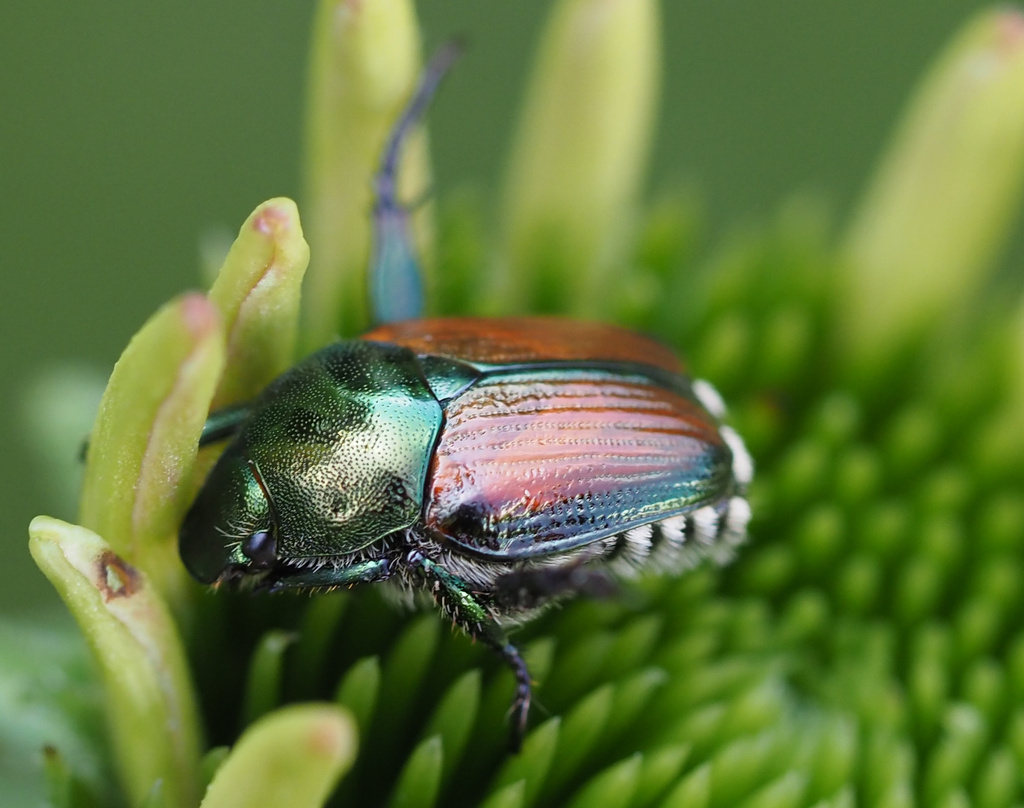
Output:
[[424, 367, 732, 559]]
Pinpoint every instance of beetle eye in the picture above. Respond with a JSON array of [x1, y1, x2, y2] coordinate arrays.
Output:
[[241, 530, 277, 569]]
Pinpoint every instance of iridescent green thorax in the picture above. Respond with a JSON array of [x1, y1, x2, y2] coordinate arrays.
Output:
[[244, 341, 442, 557], [179, 341, 443, 584]]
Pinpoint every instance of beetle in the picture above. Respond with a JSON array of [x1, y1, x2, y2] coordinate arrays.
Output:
[[179, 44, 752, 751]]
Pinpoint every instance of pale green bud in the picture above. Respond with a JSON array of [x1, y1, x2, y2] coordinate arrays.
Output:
[[499, 0, 660, 315], [208, 197, 309, 407], [79, 294, 225, 608], [29, 518, 202, 808], [838, 9, 1024, 379]]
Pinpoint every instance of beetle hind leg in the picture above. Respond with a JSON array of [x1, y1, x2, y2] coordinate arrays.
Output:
[[370, 42, 462, 325], [409, 550, 533, 751], [497, 641, 532, 751], [493, 563, 617, 613]]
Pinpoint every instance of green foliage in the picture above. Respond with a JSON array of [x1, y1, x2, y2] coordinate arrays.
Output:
[[14, 202, 1024, 804], [28, 191, 1010, 808], [12, 4, 1024, 807]]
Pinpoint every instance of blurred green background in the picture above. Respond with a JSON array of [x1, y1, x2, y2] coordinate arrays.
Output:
[[0, 0, 1011, 614]]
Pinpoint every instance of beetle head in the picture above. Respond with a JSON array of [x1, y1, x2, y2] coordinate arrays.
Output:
[[179, 444, 278, 585]]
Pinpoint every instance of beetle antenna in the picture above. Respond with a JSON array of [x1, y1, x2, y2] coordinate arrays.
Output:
[[370, 39, 464, 325], [247, 458, 281, 532], [376, 39, 464, 204]]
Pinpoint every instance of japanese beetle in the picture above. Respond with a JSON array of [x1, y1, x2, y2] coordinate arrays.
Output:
[[180, 45, 752, 750]]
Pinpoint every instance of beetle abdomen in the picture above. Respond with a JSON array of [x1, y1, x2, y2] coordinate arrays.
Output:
[[402, 494, 750, 615], [599, 495, 751, 575], [425, 367, 735, 559]]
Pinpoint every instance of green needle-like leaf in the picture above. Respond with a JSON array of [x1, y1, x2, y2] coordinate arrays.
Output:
[[859, 732, 915, 808], [604, 668, 669, 742], [814, 788, 855, 808], [199, 747, 230, 793], [804, 719, 857, 805], [293, 592, 350, 698], [387, 735, 444, 808], [973, 747, 1017, 808], [478, 781, 526, 808], [541, 632, 614, 709], [421, 669, 482, 781], [242, 630, 296, 726], [874, 783, 915, 808], [631, 745, 691, 808], [544, 685, 614, 798], [659, 762, 711, 808], [374, 615, 440, 746], [602, 615, 663, 681], [736, 771, 808, 808], [491, 718, 561, 807], [564, 753, 641, 808], [334, 656, 382, 736], [42, 745, 73, 808], [709, 731, 796, 808], [200, 704, 356, 808], [922, 706, 987, 806]]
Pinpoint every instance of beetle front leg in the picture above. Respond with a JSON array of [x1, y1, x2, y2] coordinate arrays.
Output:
[[86, 400, 251, 460], [199, 402, 252, 446], [264, 558, 391, 592], [409, 552, 532, 751]]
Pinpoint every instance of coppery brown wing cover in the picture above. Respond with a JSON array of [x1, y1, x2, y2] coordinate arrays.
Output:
[[362, 317, 684, 375], [423, 367, 731, 559]]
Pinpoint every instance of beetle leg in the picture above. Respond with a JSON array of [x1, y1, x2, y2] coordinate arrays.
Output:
[[264, 558, 391, 592], [369, 42, 462, 326], [492, 563, 618, 612], [85, 399, 252, 460], [408, 551, 532, 751], [199, 402, 252, 446], [497, 642, 533, 753]]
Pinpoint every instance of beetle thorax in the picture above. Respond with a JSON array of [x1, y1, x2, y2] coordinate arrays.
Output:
[[240, 340, 444, 556]]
